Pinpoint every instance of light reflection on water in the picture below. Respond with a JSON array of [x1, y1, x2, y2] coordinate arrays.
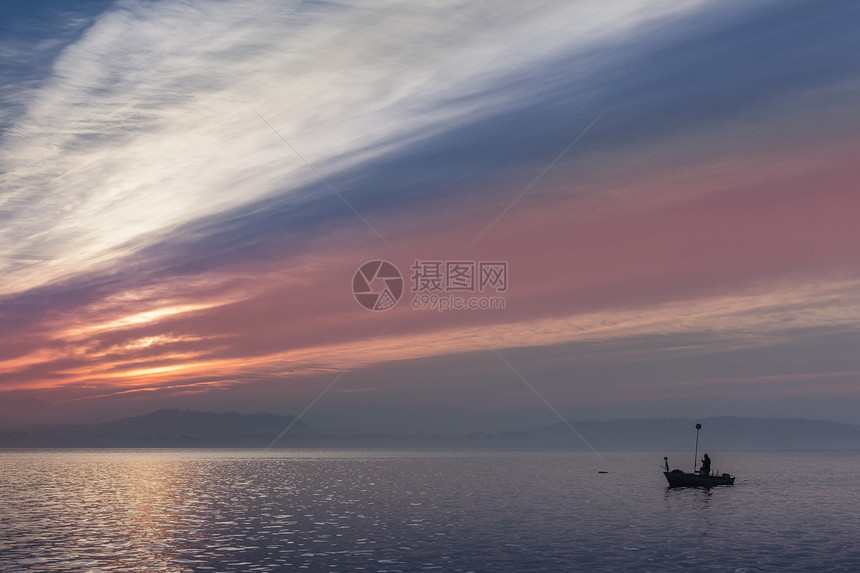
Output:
[[1, 449, 858, 571]]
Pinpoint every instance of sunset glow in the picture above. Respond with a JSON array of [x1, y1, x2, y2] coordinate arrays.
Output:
[[2, 0, 859, 431]]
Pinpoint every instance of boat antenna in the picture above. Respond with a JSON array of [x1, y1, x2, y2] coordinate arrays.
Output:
[[693, 423, 701, 473]]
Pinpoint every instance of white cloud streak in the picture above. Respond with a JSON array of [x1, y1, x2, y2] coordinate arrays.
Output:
[[0, 0, 710, 296]]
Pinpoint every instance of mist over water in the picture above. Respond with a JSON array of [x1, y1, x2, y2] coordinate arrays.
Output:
[[1, 449, 858, 571]]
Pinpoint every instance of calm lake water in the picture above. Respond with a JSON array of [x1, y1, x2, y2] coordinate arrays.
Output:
[[1, 449, 858, 572]]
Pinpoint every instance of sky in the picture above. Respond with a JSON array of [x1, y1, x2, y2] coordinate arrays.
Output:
[[1, 0, 859, 433]]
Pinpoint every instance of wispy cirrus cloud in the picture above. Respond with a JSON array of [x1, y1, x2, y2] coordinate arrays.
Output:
[[0, 0, 715, 296], [3, 0, 860, 427], [3, 271, 859, 402]]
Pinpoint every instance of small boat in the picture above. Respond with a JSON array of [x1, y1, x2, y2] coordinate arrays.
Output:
[[663, 466, 735, 487], [662, 423, 735, 488]]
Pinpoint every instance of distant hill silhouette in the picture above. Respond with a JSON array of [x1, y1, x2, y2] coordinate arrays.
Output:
[[0, 409, 308, 447], [524, 417, 860, 449], [1, 410, 858, 448]]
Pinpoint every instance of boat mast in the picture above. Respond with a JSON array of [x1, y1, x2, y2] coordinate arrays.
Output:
[[693, 423, 701, 473]]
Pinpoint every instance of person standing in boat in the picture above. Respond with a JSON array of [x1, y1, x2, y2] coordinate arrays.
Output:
[[700, 453, 711, 476]]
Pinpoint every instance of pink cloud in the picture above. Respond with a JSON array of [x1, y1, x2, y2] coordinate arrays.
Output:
[[2, 143, 859, 408]]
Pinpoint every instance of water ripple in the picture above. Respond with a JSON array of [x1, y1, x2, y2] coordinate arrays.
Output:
[[1, 449, 858, 571]]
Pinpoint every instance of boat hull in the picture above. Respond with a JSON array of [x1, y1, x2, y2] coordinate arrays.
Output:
[[664, 470, 735, 488]]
